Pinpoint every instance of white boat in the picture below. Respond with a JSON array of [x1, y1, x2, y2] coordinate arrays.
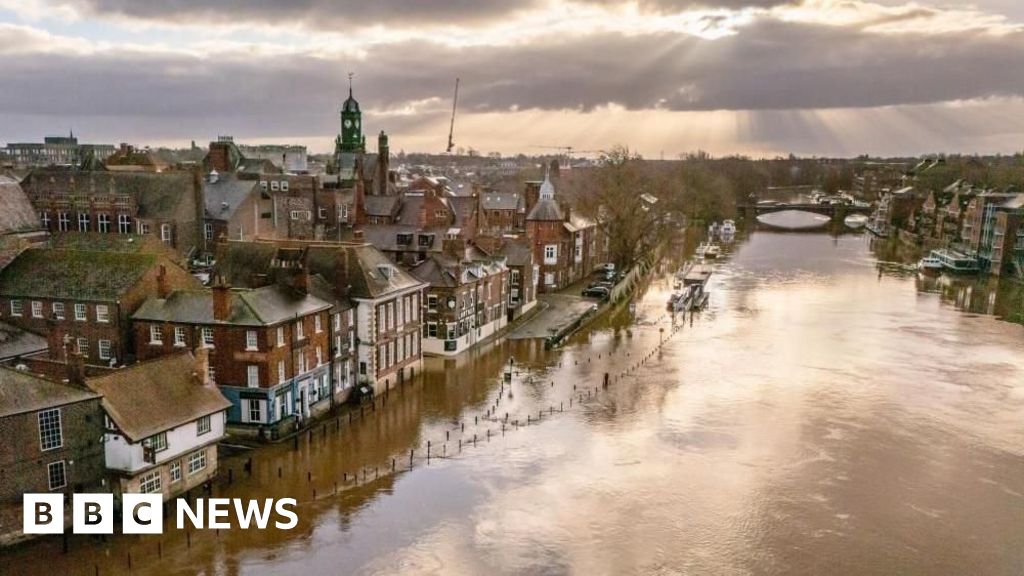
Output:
[[928, 249, 979, 274], [720, 220, 736, 235], [704, 244, 721, 259], [917, 256, 943, 272], [683, 264, 713, 286], [844, 214, 868, 229], [695, 243, 708, 259]]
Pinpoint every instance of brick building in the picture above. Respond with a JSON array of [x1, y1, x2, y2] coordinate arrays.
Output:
[[525, 173, 605, 292], [410, 238, 509, 356], [20, 168, 203, 259], [0, 360, 105, 545], [0, 247, 200, 367], [132, 276, 338, 438], [214, 239, 424, 389]]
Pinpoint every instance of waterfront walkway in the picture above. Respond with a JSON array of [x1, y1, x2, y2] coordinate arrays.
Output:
[[506, 292, 598, 340]]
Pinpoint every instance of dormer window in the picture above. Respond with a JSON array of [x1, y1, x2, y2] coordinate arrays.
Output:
[[377, 265, 394, 280], [418, 234, 434, 247], [396, 233, 413, 245]]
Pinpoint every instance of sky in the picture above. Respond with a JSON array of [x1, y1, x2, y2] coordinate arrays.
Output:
[[2, 0, 1024, 158]]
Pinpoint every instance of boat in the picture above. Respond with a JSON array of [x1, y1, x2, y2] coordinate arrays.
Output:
[[689, 284, 709, 310], [917, 255, 943, 272], [695, 243, 708, 259], [720, 220, 736, 235], [708, 222, 719, 237], [667, 291, 691, 311], [683, 264, 713, 286], [703, 243, 721, 259], [844, 214, 868, 229], [928, 249, 980, 274]]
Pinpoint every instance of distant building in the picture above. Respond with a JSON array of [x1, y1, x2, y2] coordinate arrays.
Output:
[[4, 134, 115, 168], [20, 168, 204, 259], [0, 175, 48, 269], [238, 144, 308, 173], [0, 360, 105, 545], [86, 350, 231, 504]]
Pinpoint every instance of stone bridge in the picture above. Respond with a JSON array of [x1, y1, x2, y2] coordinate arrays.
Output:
[[740, 203, 873, 223]]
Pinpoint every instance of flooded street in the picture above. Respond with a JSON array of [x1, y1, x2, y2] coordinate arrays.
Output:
[[7, 224, 1024, 575]]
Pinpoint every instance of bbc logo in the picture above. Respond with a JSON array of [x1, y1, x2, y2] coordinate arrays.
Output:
[[24, 494, 163, 534]]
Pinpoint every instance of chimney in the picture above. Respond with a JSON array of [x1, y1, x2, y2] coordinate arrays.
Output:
[[66, 347, 86, 387], [294, 250, 310, 294], [156, 264, 170, 298], [443, 237, 466, 260], [193, 347, 211, 386], [212, 275, 231, 321], [334, 247, 351, 297], [208, 141, 231, 173]]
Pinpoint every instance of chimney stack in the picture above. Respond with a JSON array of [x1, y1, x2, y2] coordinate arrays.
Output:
[[156, 264, 170, 299], [294, 250, 310, 294], [66, 347, 86, 387], [212, 275, 231, 321], [334, 247, 351, 297], [193, 347, 211, 386], [442, 237, 466, 260]]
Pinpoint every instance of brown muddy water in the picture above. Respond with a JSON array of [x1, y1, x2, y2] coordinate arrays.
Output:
[[5, 222, 1024, 575]]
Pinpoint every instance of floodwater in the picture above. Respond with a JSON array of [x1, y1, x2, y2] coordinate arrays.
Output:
[[6, 216, 1024, 575]]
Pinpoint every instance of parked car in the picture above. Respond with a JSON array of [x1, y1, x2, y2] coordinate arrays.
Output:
[[582, 285, 610, 298]]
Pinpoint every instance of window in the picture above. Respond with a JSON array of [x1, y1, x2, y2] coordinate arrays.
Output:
[[77, 212, 90, 232], [245, 398, 263, 424], [316, 346, 323, 366], [58, 212, 70, 231], [98, 339, 112, 361], [270, 181, 280, 191], [139, 470, 161, 494], [280, 181, 289, 192], [52, 302, 64, 319], [143, 432, 168, 453], [38, 409, 63, 451], [278, 360, 286, 383], [118, 214, 131, 234], [202, 327, 214, 347], [290, 210, 310, 220], [427, 294, 438, 311], [40, 212, 50, 228], [95, 304, 110, 323], [427, 322, 438, 338], [545, 272, 555, 286], [197, 415, 211, 436], [276, 326, 285, 347], [295, 320, 304, 340], [204, 222, 214, 240], [333, 312, 341, 332], [314, 314, 322, 333], [10, 299, 22, 317], [297, 352, 307, 374], [338, 204, 349, 222], [47, 461, 67, 491], [247, 365, 260, 388], [31, 301, 43, 318], [150, 325, 163, 344], [77, 337, 89, 358], [160, 224, 172, 244], [544, 244, 558, 264], [97, 213, 110, 233], [207, 363, 216, 384], [74, 303, 87, 321], [169, 461, 182, 483], [246, 330, 258, 351], [174, 326, 186, 347], [137, 222, 150, 235]]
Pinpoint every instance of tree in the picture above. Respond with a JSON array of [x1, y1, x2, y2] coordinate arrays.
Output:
[[570, 146, 676, 270]]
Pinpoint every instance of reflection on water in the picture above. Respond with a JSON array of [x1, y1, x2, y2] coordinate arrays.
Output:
[[6, 230, 1024, 575]]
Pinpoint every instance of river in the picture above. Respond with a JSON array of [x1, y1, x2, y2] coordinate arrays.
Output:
[[6, 215, 1024, 575]]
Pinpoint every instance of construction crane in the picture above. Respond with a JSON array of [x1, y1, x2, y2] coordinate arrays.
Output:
[[530, 145, 606, 166], [446, 78, 460, 154]]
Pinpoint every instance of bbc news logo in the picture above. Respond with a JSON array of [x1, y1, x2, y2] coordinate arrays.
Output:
[[24, 494, 298, 534]]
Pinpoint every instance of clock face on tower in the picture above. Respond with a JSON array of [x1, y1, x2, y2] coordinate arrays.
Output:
[[344, 119, 352, 128]]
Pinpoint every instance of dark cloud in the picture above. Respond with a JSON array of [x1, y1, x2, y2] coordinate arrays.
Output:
[[63, 0, 538, 27], [3, 17, 1024, 149]]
